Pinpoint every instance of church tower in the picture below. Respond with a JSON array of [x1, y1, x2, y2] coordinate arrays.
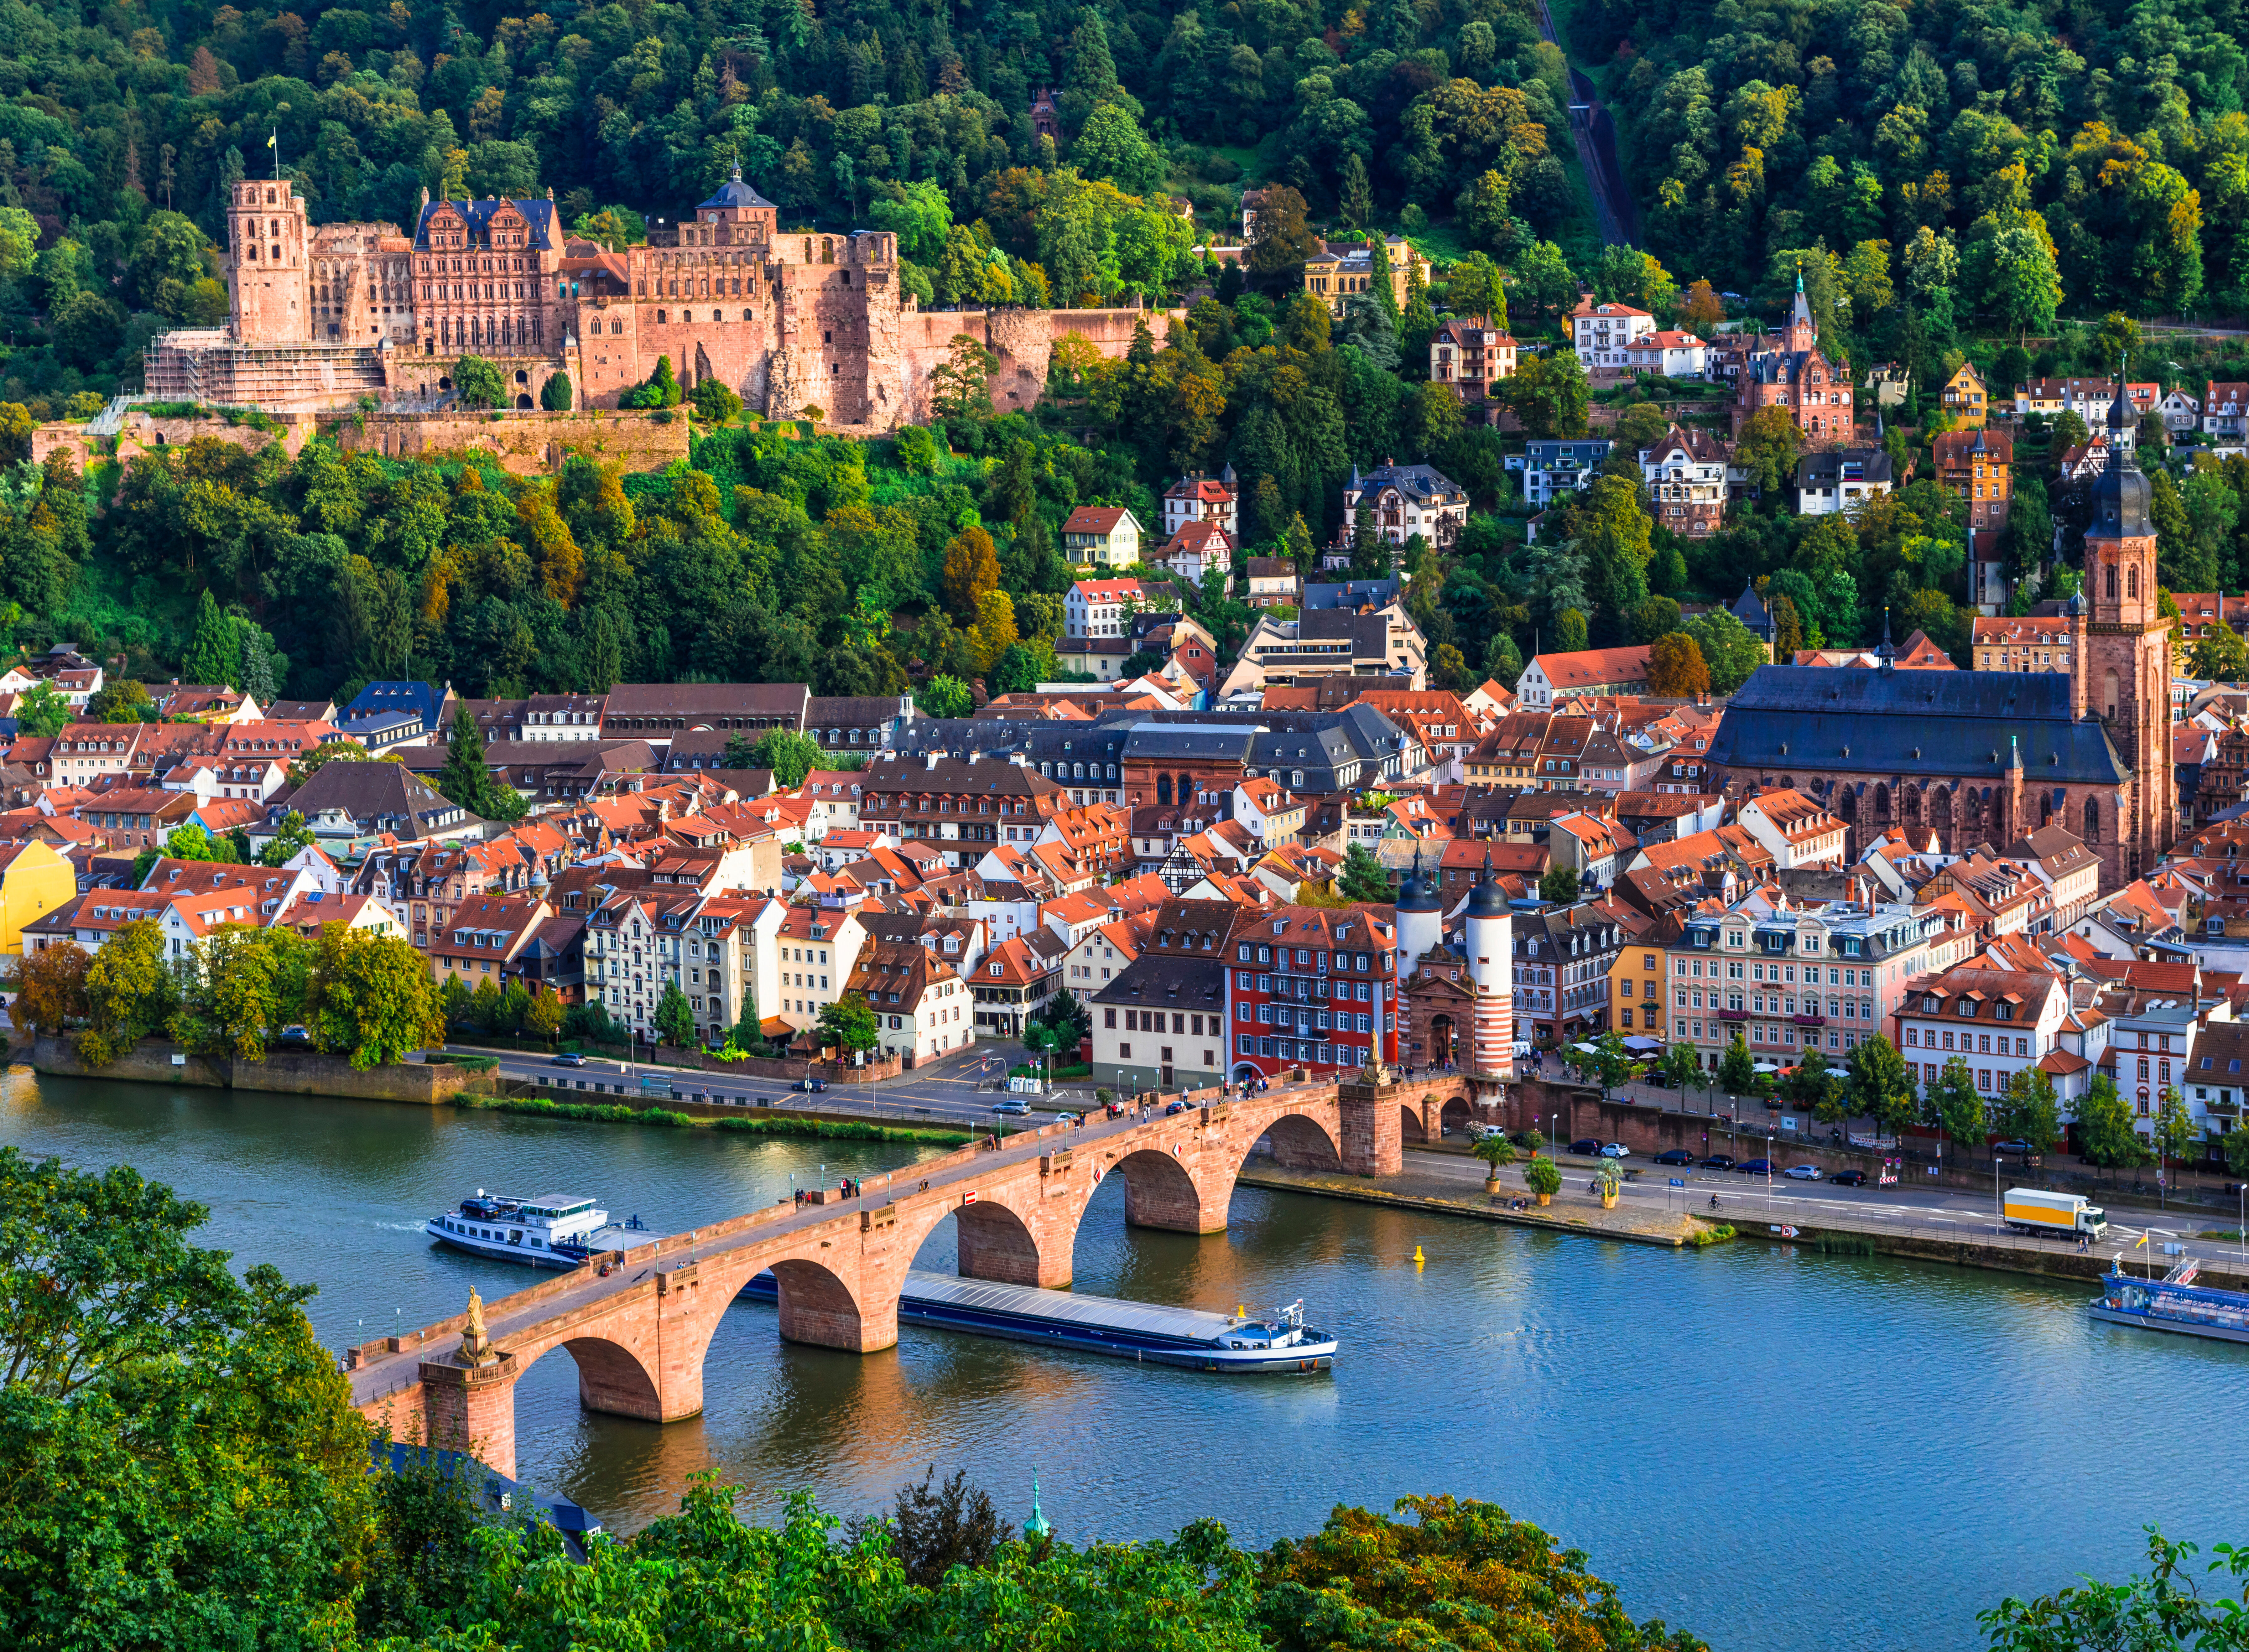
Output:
[[2077, 369, 2174, 881], [1781, 267, 1816, 354]]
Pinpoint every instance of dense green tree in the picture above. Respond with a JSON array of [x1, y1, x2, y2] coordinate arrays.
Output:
[[1338, 842, 1393, 902], [0, 1148, 376, 1644], [654, 980, 696, 1048], [748, 729, 825, 787], [452, 355, 507, 410], [437, 706, 493, 818]]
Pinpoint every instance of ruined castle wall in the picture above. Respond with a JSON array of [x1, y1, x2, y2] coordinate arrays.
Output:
[[333, 409, 689, 475], [31, 411, 312, 470], [895, 307, 1186, 424]]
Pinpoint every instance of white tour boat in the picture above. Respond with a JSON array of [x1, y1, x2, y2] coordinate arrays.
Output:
[[424, 1189, 660, 1268]]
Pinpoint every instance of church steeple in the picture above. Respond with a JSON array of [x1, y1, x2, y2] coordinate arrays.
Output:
[[1785, 259, 1816, 350]]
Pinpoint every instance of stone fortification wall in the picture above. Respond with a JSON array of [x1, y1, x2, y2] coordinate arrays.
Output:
[[333, 408, 690, 475], [31, 409, 313, 470]]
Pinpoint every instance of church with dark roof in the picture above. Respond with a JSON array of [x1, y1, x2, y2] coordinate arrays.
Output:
[[1708, 373, 2172, 893]]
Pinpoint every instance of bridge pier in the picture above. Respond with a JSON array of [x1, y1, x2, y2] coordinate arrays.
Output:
[[420, 1354, 521, 1478], [772, 1257, 899, 1353], [1337, 1073, 1404, 1176]]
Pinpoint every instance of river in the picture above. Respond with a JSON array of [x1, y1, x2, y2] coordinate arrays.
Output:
[[4, 1068, 2241, 1652]]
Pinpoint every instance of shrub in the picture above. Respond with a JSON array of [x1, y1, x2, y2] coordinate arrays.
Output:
[[1524, 1156, 1563, 1197]]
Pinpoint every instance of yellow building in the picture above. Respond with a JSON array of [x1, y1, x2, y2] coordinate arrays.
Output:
[[0, 840, 79, 956], [1606, 911, 1663, 1037], [1941, 361, 1989, 428], [1303, 236, 1431, 318]]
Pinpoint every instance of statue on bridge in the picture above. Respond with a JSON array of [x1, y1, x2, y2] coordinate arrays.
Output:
[[458, 1286, 496, 1367]]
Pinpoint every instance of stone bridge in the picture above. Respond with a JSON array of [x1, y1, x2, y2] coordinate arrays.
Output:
[[351, 1071, 1470, 1475]]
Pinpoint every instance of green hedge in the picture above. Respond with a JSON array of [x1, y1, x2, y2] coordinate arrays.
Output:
[[457, 1092, 973, 1145]]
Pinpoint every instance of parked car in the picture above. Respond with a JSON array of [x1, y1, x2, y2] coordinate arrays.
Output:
[[992, 1098, 1031, 1115], [278, 1024, 314, 1047], [1737, 1158, 1776, 1176], [1568, 1138, 1602, 1156], [1164, 1100, 1188, 1116], [550, 1052, 589, 1067], [1598, 1143, 1631, 1159], [1783, 1164, 1824, 1181], [1992, 1139, 2037, 1157], [1700, 1154, 1736, 1170], [1053, 1112, 1080, 1127], [794, 1077, 828, 1093], [1653, 1149, 1695, 1166], [1827, 1169, 1868, 1187]]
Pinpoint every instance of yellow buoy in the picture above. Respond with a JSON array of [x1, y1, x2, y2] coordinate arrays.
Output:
[[1413, 1244, 1426, 1267], [1236, 1304, 1247, 1317]]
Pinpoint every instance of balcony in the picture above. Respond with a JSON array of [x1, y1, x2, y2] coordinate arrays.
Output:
[[1794, 1015, 1825, 1027]]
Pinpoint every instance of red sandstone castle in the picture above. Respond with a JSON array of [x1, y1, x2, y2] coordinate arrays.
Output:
[[150, 169, 1160, 427]]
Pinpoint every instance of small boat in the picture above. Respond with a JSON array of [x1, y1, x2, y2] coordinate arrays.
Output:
[[2089, 1259, 2249, 1345], [740, 1268, 1337, 1372], [425, 1190, 661, 1269]]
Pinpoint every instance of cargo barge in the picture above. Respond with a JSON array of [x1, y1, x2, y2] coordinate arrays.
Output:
[[740, 1269, 1336, 1372]]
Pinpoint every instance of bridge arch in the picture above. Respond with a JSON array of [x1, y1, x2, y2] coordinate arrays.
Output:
[[1262, 1111, 1342, 1171], [894, 1180, 1072, 1290], [1111, 1145, 1225, 1232], [496, 1328, 668, 1429], [768, 1255, 876, 1351]]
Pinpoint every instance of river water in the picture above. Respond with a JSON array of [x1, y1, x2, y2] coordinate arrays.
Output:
[[5, 1068, 2242, 1652]]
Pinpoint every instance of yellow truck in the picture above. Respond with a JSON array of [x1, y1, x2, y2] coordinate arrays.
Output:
[[2003, 1188, 2107, 1238]]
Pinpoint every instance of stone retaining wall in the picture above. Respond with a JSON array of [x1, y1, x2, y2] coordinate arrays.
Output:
[[18, 1035, 473, 1104]]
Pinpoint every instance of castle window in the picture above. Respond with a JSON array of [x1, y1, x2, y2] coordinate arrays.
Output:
[[2128, 566, 2139, 599]]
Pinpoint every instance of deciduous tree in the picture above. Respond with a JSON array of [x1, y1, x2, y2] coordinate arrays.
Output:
[[304, 924, 446, 1069], [1648, 631, 1710, 696], [1845, 1035, 1917, 1138], [818, 991, 879, 1053]]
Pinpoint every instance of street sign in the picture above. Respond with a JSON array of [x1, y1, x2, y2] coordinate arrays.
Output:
[[1669, 1177, 1685, 1187]]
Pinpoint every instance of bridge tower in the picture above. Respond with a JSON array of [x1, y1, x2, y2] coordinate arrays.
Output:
[[1464, 849, 1514, 1087]]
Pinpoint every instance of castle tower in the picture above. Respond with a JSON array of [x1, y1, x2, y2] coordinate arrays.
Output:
[[2077, 368, 2174, 881], [228, 179, 309, 345], [1463, 849, 1514, 1080], [1395, 843, 1442, 970]]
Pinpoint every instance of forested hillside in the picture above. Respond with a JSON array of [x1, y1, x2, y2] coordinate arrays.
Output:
[[0, 0, 1591, 413], [1574, 0, 2241, 327]]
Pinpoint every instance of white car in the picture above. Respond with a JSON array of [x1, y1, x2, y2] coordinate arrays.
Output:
[[1783, 1164, 1823, 1181], [1598, 1143, 1630, 1159]]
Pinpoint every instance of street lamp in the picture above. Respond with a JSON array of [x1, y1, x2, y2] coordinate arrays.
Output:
[[1995, 1156, 2004, 1238]]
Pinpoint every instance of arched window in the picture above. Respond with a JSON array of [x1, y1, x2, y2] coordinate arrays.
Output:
[[1156, 774, 1172, 805], [2128, 565, 2140, 600], [2084, 798, 2101, 843], [2106, 562, 2118, 599]]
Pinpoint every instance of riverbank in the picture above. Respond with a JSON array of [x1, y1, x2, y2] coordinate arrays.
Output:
[[1246, 1154, 2249, 1291], [1237, 1160, 1719, 1248]]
